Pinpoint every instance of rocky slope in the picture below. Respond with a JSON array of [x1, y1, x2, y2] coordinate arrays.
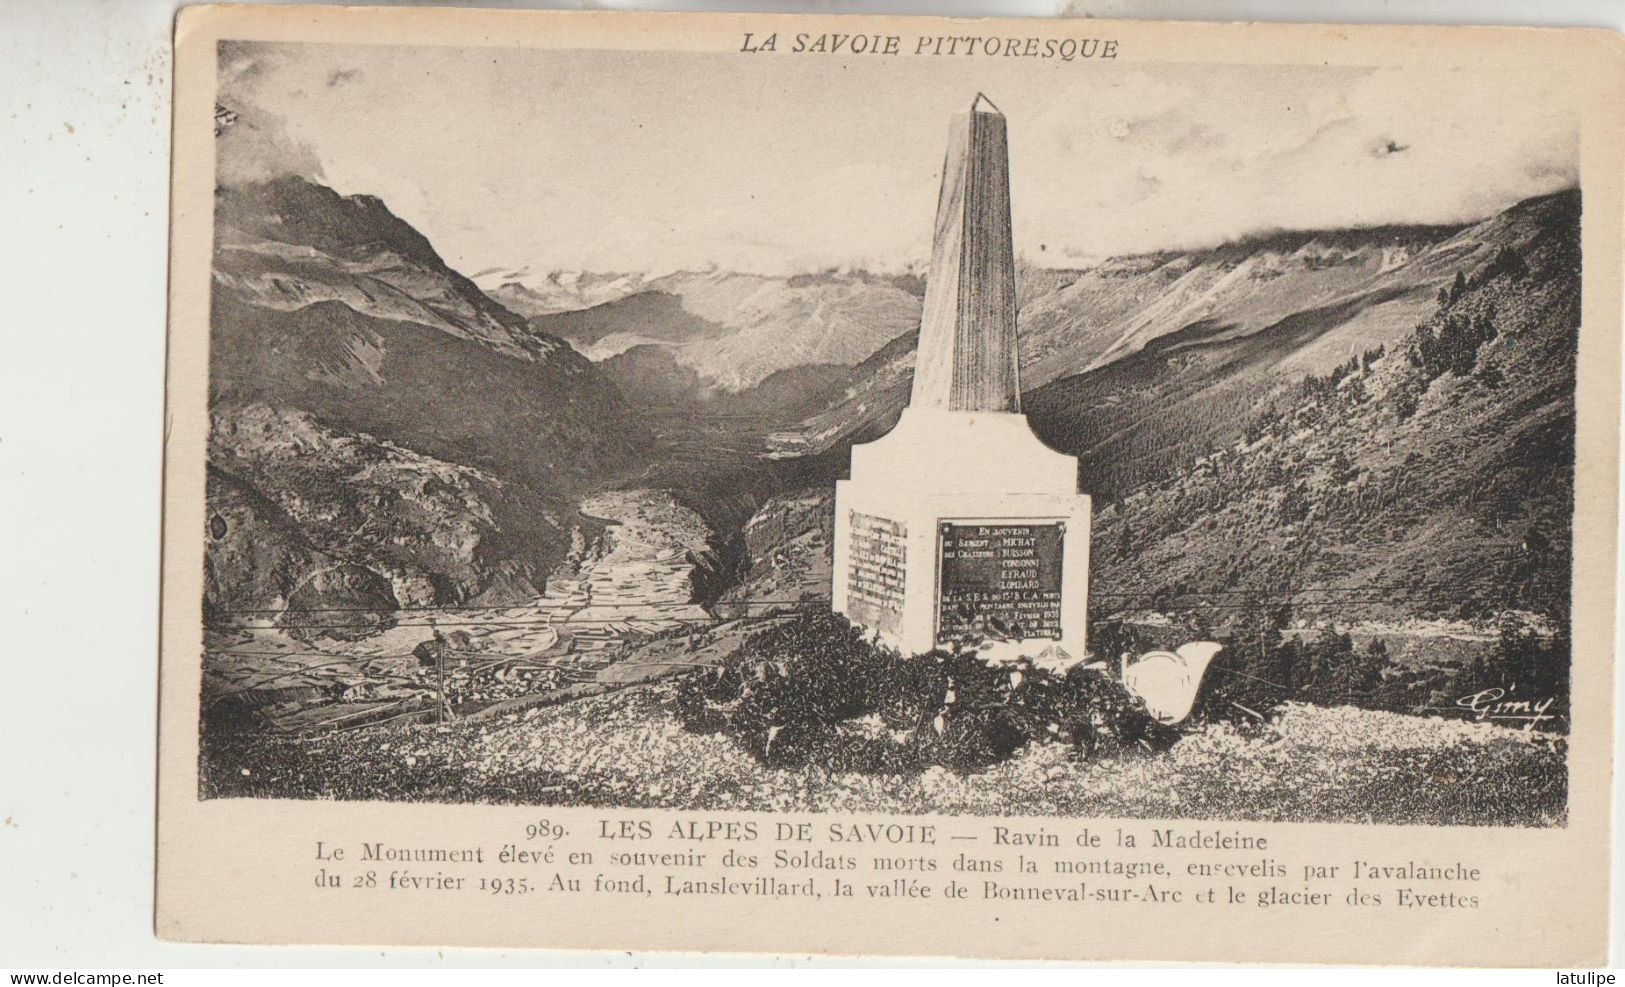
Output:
[[207, 176, 651, 616], [777, 223, 1469, 459], [211, 177, 647, 490], [205, 404, 568, 633], [216, 179, 548, 359], [720, 490, 833, 609], [1022, 226, 1462, 381], [479, 269, 653, 318]]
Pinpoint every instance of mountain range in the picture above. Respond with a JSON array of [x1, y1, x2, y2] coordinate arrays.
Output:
[[204, 169, 1579, 635], [729, 190, 1580, 625], [507, 268, 925, 397]]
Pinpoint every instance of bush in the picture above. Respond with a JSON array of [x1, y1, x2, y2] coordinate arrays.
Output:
[[673, 610, 1171, 772], [1058, 662, 1183, 753], [673, 610, 882, 766]]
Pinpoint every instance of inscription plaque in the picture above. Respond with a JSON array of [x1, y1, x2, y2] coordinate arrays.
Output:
[[936, 521, 1064, 643], [846, 511, 906, 635]]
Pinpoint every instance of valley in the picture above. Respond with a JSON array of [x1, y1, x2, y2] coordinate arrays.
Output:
[[201, 170, 1579, 745], [204, 486, 757, 735]]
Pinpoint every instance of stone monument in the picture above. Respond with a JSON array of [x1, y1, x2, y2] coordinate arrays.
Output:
[[832, 94, 1092, 663]]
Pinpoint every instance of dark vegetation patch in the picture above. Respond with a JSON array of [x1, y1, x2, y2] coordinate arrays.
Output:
[[671, 610, 1179, 773]]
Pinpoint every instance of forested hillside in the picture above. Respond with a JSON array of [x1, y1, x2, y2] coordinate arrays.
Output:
[[1073, 190, 1579, 621]]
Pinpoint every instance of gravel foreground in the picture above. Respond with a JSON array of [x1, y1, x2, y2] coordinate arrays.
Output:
[[203, 682, 1567, 827]]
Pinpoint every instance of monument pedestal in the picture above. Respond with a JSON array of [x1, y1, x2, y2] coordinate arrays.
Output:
[[833, 408, 1091, 662], [833, 95, 1092, 665]]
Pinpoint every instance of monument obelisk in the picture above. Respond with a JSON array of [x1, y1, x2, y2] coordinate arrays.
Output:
[[832, 94, 1091, 662]]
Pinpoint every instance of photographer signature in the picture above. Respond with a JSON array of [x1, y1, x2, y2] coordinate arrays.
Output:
[[1455, 686, 1558, 730]]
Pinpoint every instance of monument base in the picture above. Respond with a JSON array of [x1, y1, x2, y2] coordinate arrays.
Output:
[[832, 408, 1091, 665]]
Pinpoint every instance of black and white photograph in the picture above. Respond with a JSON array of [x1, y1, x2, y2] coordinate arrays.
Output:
[[198, 35, 1580, 828], [21, 0, 1625, 971]]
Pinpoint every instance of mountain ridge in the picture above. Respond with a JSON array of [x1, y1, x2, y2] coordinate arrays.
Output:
[[204, 170, 1579, 635], [728, 189, 1579, 627], [516, 268, 924, 393], [207, 176, 651, 616]]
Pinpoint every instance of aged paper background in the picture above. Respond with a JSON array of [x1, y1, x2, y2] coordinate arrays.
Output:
[[158, 4, 1623, 963]]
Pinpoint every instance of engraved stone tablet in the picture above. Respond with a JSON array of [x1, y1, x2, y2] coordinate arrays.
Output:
[[936, 521, 1064, 644], [845, 511, 906, 635]]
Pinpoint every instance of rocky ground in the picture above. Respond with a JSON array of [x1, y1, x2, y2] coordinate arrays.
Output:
[[203, 682, 1565, 828], [721, 490, 833, 609], [202, 487, 729, 733]]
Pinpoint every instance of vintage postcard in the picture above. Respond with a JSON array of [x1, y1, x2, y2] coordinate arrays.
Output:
[[158, 5, 1623, 963]]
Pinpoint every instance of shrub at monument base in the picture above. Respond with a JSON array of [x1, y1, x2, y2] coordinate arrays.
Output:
[[672, 609, 1173, 772]]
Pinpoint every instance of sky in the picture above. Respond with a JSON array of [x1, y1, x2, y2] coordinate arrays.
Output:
[[218, 41, 1579, 277]]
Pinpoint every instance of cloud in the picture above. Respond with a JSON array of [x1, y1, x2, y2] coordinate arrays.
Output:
[[215, 42, 325, 186], [1014, 64, 1577, 258], [219, 47, 1579, 275], [1165, 123, 1225, 156], [215, 99, 325, 186]]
